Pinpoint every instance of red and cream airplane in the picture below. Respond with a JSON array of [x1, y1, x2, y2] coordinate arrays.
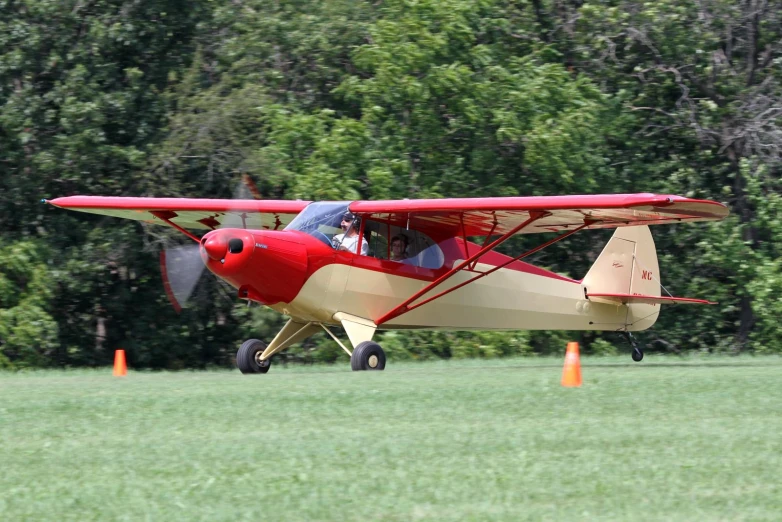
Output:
[[46, 193, 729, 372]]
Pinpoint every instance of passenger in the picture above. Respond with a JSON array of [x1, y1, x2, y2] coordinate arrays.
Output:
[[390, 234, 410, 262], [332, 212, 369, 255]]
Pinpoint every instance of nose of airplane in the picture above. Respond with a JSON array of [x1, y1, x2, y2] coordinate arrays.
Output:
[[202, 234, 228, 261], [199, 229, 311, 305], [200, 229, 255, 275]]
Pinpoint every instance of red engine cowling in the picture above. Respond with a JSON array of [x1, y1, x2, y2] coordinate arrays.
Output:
[[201, 229, 332, 305]]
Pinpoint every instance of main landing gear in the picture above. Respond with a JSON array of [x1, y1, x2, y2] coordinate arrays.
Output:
[[235, 325, 387, 374], [236, 339, 272, 374], [622, 332, 644, 362], [350, 341, 386, 371]]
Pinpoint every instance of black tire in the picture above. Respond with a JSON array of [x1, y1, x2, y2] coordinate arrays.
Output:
[[350, 341, 386, 371], [631, 347, 644, 362], [236, 339, 271, 374]]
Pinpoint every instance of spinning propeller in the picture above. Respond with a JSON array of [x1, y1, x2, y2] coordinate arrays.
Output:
[[160, 175, 262, 312]]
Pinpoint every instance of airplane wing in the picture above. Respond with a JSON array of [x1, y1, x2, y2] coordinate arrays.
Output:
[[47, 193, 728, 236], [350, 193, 728, 236], [45, 196, 310, 231]]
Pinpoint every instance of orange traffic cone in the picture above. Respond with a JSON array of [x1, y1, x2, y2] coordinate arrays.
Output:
[[113, 349, 127, 377], [561, 342, 582, 387]]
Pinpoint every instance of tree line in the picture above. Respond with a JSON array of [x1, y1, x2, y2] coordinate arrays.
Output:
[[2, 0, 780, 368]]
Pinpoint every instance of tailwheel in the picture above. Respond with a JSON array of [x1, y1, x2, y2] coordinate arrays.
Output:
[[631, 346, 644, 362], [236, 339, 272, 374], [350, 341, 386, 371], [622, 331, 644, 362]]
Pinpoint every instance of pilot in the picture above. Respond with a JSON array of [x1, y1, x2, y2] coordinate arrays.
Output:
[[390, 234, 410, 261], [332, 212, 369, 255]]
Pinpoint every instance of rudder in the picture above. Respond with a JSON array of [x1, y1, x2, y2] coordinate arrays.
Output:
[[582, 226, 661, 331]]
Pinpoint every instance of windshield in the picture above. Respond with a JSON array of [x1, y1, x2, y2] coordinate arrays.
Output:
[[284, 202, 351, 247]]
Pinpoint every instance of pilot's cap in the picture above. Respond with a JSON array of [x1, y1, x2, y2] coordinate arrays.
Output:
[[342, 212, 357, 222]]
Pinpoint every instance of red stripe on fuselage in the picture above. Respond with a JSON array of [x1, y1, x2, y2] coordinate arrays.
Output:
[[449, 238, 577, 283]]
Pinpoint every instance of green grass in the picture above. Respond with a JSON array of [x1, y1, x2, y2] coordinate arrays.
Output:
[[1, 356, 781, 521]]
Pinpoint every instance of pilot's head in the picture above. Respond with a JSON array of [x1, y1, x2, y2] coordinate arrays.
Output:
[[340, 212, 359, 233]]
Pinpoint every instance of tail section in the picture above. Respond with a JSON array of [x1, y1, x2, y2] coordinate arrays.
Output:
[[582, 226, 660, 331]]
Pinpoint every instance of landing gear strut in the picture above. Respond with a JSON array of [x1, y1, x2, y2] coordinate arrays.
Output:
[[622, 332, 644, 362]]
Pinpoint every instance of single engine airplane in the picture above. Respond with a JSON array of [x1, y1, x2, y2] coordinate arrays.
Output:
[[45, 193, 729, 372]]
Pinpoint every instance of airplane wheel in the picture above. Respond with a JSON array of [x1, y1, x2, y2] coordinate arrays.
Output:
[[237, 339, 271, 374], [631, 347, 644, 362], [351, 341, 386, 371]]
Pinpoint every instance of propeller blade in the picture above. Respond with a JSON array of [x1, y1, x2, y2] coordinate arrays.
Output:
[[220, 174, 263, 229], [242, 173, 263, 200], [160, 244, 206, 313], [160, 175, 261, 311]]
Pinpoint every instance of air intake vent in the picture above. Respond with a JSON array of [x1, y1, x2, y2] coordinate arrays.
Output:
[[228, 238, 244, 254]]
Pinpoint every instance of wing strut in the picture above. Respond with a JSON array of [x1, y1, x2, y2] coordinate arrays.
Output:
[[377, 212, 559, 325], [151, 211, 201, 243]]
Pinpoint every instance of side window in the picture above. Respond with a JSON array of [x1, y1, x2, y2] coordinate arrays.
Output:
[[362, 218, 444, 269], [367, 229, 389, 260], [405, 229, 445, 269], [362, 219, 387, 259]]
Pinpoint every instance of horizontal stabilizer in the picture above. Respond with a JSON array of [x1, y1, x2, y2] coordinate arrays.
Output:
[[586, 293, 716, 306]]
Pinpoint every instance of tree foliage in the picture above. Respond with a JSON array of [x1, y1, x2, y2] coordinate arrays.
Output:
[[2, 0, 781, 367]]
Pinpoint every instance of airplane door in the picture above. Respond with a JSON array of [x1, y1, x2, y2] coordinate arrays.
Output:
[[320, 250, 352, 313]]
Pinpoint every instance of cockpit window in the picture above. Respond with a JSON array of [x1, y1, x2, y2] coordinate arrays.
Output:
[[363, 218, 445, 269], [285, 202, 351, 247]]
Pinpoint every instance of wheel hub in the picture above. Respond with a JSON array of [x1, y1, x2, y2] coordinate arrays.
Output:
[[368, 354, 378, 368], [254, 352, 265, 365]]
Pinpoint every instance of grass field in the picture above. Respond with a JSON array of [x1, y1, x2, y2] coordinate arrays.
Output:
[[1, 356, 781, 521]]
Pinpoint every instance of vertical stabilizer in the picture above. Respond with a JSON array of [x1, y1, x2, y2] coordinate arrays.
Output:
[[582, 226, 661, 331]]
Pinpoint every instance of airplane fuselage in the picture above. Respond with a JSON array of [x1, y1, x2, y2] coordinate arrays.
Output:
[[201, 229, 658, 333]]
